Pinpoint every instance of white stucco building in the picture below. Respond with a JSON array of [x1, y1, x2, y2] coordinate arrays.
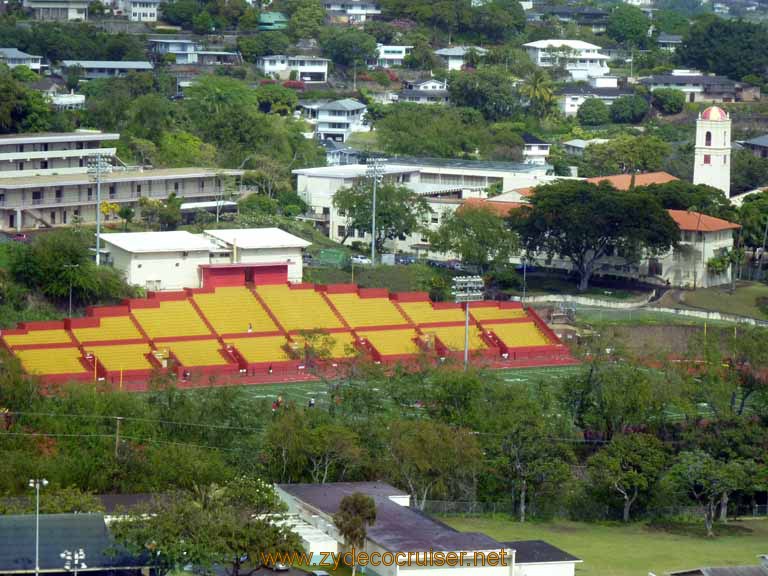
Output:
[[128, 0, 159, 21], [558, 76, 633, 116], [396, 79, 450, 105], [371, 44, 413, 68], [693, 105, 731, 196], [523, 39, 610, 81], [23, 0, 88, 20], [60, 60, 153, 79], [299, 99, 369, 142], [102, 228, 309, 291], [255, 55, 329, 83], [277, 482, 581, 576], [323, 0, 380, 22], [0, 48, 42, 71]]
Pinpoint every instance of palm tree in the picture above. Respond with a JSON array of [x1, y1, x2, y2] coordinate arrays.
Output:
[[520, 69, 555, 119], [333, 493, 376, 576]]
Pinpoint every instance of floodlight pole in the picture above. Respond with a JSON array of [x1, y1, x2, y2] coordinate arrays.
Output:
[[29, 479, 48, 576], [452, 276, 485, 372], [88, 155, 110, 266]]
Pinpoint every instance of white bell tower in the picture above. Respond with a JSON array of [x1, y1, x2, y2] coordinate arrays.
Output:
[[693, 106, 731, 196]]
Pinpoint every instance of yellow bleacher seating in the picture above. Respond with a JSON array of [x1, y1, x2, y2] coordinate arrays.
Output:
[[357, 329, 420, 356], [226, 335, 291, 364], [470, 306, 527, 321], [16, 347, 86, 375], [425, 325, 488, 351], [491, 322, 550, 348], [292, 331, 357, 359], [4, 329, 72, 347], [132, 300, 211, 339], [88, 343, 153, 372], [399, 301, 466, 324], [72, 316, 143, 343], [256, 285, 342, 331], [194, 287, 277, 335], [328, 293, 407, 328], [165, 339, 229, 366]]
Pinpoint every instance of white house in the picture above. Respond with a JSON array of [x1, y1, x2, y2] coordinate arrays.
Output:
[[323, 0, 380, 23], [277, 482, 581, 576], [148, 38, 199, 65], [371, 44, 413, 68], [524, 39, 610, 81], [657, 32, 682, 52], [435, 46, 488, 71], [396, 78, 449, 105], [559, 76, 633, 116], [301, 99, 368, 142], [562, 138, 610, 156], [522, 133, 551, 166], [127, 0, 159, 21], [639, 69, 761, 103], [102, 228, 309, 291], [0, 48, 42, 71], [255, 55, 329, 83], [61, 60, 153, 79], [23, 0, 89, 20]]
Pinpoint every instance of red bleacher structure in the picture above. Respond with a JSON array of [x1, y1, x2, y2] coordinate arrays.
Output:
[[0, 264, 576, 391]]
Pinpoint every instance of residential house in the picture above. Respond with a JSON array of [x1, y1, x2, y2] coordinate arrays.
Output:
[[528, 6, 609, 34], [396, 78, 450, 105], [255, 55, 329, 82], [562, 138, 610, 156], [657, 32, 683, 52], [321, 141, 362, 166], [23, 0, 89, 20], [0, 48, 42, 71], [0, 131, 243, 231], [559, 76, 633, 116], [30, 78, 86, 110], [522, 133, 551, 166], [435, 46, 488, 71], [323, 0, 381, 23], [148, 39, 240, 65], [371, 44, 413, 68], [624, 0, 654, 6], [300, 98, 368, 142], [639, 69, 761, 103], [60, 60, 153, 79], [740, 134, 768, 159], [127, 0, 159, 21], [524, 39, 610, 81], [277, 482, 582, 576], [258, 11, 289, 30]]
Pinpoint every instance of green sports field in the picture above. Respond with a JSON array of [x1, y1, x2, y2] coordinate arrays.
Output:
[[444, 516, 768, 576]]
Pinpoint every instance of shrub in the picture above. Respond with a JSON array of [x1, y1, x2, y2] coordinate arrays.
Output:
[[611, 94, 649, 123], [652, 88, 685, 115], [577, 98, 611, 126], [282, 80, 306, 90]]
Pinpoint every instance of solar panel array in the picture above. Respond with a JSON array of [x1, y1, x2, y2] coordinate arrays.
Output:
[[2, 285, 563, 381]]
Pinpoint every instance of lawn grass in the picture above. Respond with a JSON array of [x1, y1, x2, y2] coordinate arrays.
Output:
[[443, 516, 768, 576], [682, 281, 768, 320], [346, 131, 382, 152]]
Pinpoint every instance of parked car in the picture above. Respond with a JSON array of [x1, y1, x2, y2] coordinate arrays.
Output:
[[310, 571, 331, 576], [351, 255, 372, 265], [395, 254, 417, 265], [269, 562, 290, 572], [10, 233, 28, 242]]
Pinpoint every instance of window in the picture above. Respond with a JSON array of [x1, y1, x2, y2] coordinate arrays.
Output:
[[337, 225, 346, 237], [705, 131, 712, 146], [40, 160, 48, 169], [703, 154, 711, 165], [87, 187, 93, 200], [63, 211, 67, 224], [109, 185, 116, 199], [17, 162, 23, 171], [55, 188, 63, 202], [50, 211, 55, 224]]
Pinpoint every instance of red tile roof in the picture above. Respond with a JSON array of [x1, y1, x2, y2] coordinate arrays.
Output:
[[587, 171, 679, 190], [667, 209, 740, 232], [460, 197, 525, 216]]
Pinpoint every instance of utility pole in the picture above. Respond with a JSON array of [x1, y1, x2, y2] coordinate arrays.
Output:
[[366, 156, 387, 264], [63, 264, 79, 317], [28, 479, 48, 576], [114, 416, 122, 459]]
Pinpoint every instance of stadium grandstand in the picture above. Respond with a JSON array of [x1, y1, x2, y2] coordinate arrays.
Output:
[[0, 264, 575, 390]]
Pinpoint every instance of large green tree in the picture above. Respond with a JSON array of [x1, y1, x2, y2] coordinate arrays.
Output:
[[731, 149, 768, 195], [448, 68, 521, 122], [514, 181, 680, 291], [333, 183, 431, 254], [430, 204, 518, 274], [738, 190, 768, 247], [319, 27, 378, 67], [587, 434, 668, 522], [577, 98, 610, 126], [519, 69, 555, 119], [607, 4, 650, 46], [580, 134, 671, 177]]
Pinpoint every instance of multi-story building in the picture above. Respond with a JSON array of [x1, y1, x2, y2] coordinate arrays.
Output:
[[370, 44, 412, 68], [524, 39, 610, 81], [23, 0, 88, 20], [323, 0, 381, 23], [396, 78, 449, 105], [127, 0, 159, 21], [522, 133, 551, 166], [148, 39, 241, 66], [527, 6, 609, 34], [558, 76, 633, 116], [61, 60, 154, 79], [639, 69, 760, 103], [657, 32, 683, 52], [255, 55, 329, 82], [435, 46, 488, 71], [299, 99, 368, 142], [0, 131, 243, 231], [0, 48, 42, 71]]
